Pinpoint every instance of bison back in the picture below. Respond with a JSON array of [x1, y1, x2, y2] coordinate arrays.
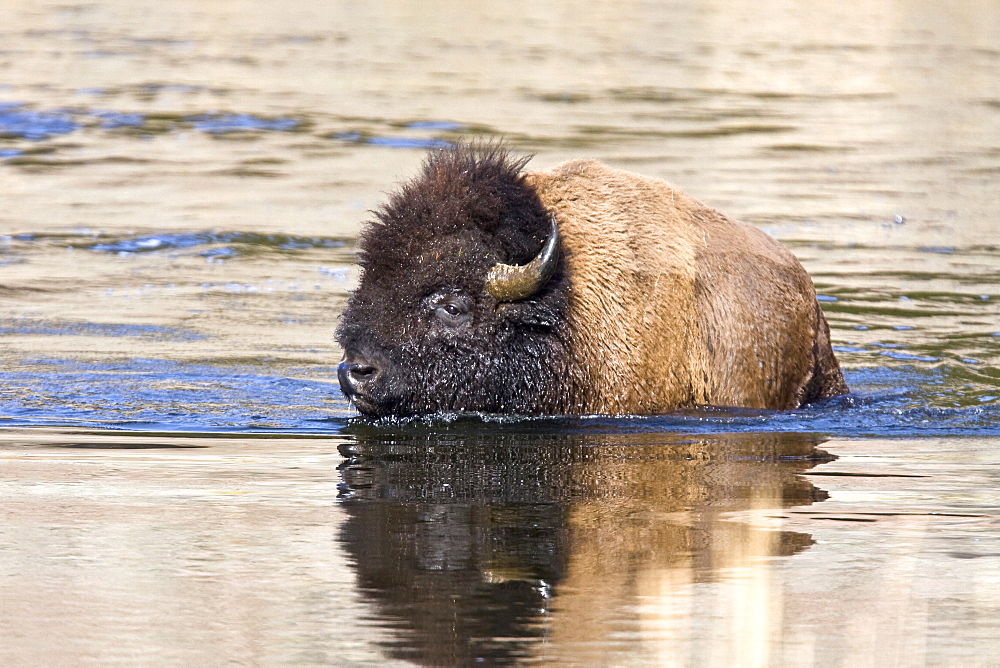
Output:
[[526, 159, 846, 412]]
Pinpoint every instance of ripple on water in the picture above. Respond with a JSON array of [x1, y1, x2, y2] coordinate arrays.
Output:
[[0, 103, 301, 142], [0, 356, 996, 436], [0, 358, 352, 432], [0, 104, 79, 140], [0, 320, 207, 342], [12, 230, 349, 256], [331, 132, 452, 149], [187, 113, 300, 134], [1, 102, 466, 154]]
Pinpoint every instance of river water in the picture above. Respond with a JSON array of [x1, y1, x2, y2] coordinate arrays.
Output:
[[1, 0, 998, 665]]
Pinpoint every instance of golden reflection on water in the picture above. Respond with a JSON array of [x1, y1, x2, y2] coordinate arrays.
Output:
[[2, 429, 1000, 665], [337, 428, 829, 665]]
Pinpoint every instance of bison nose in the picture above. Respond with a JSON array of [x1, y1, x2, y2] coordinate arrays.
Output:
[[337, 355, 381, 399]]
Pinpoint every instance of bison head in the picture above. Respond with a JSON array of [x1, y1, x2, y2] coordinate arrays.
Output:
[[336, 144, 572, 417]]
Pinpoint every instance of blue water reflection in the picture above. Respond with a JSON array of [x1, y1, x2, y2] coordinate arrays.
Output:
[[331, 131, 452, 149], [0, 358, 348, 432], [79, 231, 345, 255], [0, 104, 79, 140], [1, 357, 997, 437], [187, 113, 299, 134], [0, 102, 301, 141]]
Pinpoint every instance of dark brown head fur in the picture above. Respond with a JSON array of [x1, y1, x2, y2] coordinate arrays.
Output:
[[336, 143, 573, 416]]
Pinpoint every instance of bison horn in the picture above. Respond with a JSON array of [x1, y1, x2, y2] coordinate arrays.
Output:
[[486, 214, 560, 302]]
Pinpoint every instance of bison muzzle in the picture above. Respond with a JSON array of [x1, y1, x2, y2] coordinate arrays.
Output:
[[336, 143, 848, 417]]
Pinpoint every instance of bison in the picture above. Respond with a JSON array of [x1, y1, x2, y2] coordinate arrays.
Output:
[[336, 142, 847, 417]]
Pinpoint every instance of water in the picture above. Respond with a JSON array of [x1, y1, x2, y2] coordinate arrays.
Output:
[[1, 0, 999, 664]]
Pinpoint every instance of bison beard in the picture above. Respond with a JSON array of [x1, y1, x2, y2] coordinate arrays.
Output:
[[336, 142, 848, 417]]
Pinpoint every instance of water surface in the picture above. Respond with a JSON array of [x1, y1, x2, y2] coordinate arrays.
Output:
[[1, 0, 999, 664], [2, 427, 998, 666]]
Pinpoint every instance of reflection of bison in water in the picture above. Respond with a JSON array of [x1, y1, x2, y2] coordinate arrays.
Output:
[[337, 426, 833, 666], [337, 143, 847, 417]]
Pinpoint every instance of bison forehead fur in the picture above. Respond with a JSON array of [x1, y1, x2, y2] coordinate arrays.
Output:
[[336, 142, 848, 417]]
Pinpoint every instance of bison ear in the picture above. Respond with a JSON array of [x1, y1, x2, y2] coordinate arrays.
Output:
[[485, 214, 560, 302]]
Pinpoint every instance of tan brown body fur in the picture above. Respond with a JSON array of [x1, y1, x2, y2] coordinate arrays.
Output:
[[528, 159, 847, 412]]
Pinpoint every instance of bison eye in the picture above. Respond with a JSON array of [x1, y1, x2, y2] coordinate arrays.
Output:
[[429, 293, 473, 328]]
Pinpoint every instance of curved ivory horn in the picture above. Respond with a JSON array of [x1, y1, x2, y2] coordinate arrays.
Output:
[[485, 214, 560, 302]]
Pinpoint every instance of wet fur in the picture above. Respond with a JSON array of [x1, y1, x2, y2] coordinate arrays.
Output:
[[336, 144, 578, 415], [337, 143, 847, 416]]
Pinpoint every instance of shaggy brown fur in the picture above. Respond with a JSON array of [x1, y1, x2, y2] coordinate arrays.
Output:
[[526, 159, 848, 411], [336, 143, 847, 416]]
